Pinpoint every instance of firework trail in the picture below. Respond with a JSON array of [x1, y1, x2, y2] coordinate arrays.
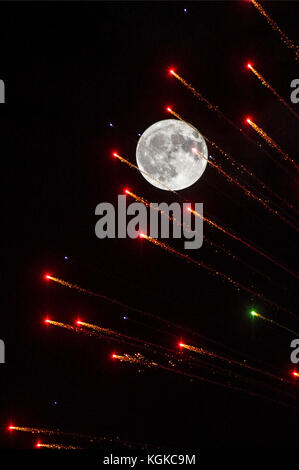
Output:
[[246, 118, 299, 173], [36, 442, 82, 450], [44, 272, 299, 386], [113, 152, 180, 195], [247, 63, 299, 120], [168, 68, 274, 154], [139, 233, 296, 318], [168, 106, 299, 217], [76, 320, 173, 353], [250, 0, 299, 60], [44, 318, 77, 333], [111, 352, 299, 412], [112, 352, 159, 368], [250, 310, 299, 337], [112, 153, 299, 281], [46, 313, 299, 391], [44, 273, 188, 331], [8, 425, 153, 450], [179, 342, 295, 384], [191, 145, 299, 233], [187, 207, 299, 282], [125, 188, 297, 295]]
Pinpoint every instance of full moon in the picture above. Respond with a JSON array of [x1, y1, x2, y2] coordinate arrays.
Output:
[[136, 119, 208, 191]]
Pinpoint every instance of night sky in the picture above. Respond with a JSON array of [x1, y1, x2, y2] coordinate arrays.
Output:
[[1, 1, 299, 451]]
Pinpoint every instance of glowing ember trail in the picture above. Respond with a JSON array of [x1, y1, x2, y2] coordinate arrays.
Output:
[[111, 352, 299, 411], [113, 149, 299, 281], [179, 342, 294, 384], [126, 188, 296, 293], [187, 207, 299, 282], [250, 0, 299, 60], [250, 310, 299, 336], [167, 106, 299, 215], [36, 442, 81, 450], [191, 146, 299, 232], [113, 152, 180, 193], [44, 319, 76, 333], [9, 425, 146, 449], [139, 233, 296, 317], [247, 63, 299, 119], [246, 118, 299, 173], [112, 352, 158, 368]]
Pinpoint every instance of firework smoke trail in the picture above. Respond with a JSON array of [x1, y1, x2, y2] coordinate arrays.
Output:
[[191, 146, 299, 233], [250, 0, 299, 60], [246, 118, 299, 173], [168, 106, 299, 217], [139, 233, 296, 318], [251, 310, 299, 337], [125, 188, 297, 294], [247, 63, 299, 120], [187, 207, 299, 282], [36, 442, 82, 450], [112, 153, 299, 280], [111, 352, 299, 412]]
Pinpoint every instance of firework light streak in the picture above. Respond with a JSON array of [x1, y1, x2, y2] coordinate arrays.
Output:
[[250, 0, 299, 60], [113, 150, 298, 281], [169, 69, 254, 139], [112, 352, 299, 411], [247, 63, 299, 120], [36, 442, 82, 450], [76, 320, 170, 352], [8, 425, 150, 449], [125, 188, 294, 292], [112, 352, 158, 368], [112, 149, 299, 280], [250, 310, 299, 336], [113, 152, 180, 194], [246, 118, 299, 173], [168, 106, 299, 217], [191, 146, 299, 232], [44, 272, 225, 340], [187, 207, 299, 282], [44, 318, 77, 332], [179, 342, 295, 384], [139, 233, 296, 317]]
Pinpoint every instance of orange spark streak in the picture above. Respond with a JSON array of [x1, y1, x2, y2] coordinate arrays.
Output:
[[248, 64, 299, 120], [140, 234, 296, 317], [250, 0, 299, 60], [168, 107, 299, 224]]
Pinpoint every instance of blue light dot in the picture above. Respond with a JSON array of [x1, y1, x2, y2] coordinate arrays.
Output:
[[109, 123, 114, 127], [123, 316, 127, 320], [184, 9, 187, 13], [64, 256, 68, 260]]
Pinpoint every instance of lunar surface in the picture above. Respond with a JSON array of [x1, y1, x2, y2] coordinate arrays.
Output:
[[136, 119, 208, 191]]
